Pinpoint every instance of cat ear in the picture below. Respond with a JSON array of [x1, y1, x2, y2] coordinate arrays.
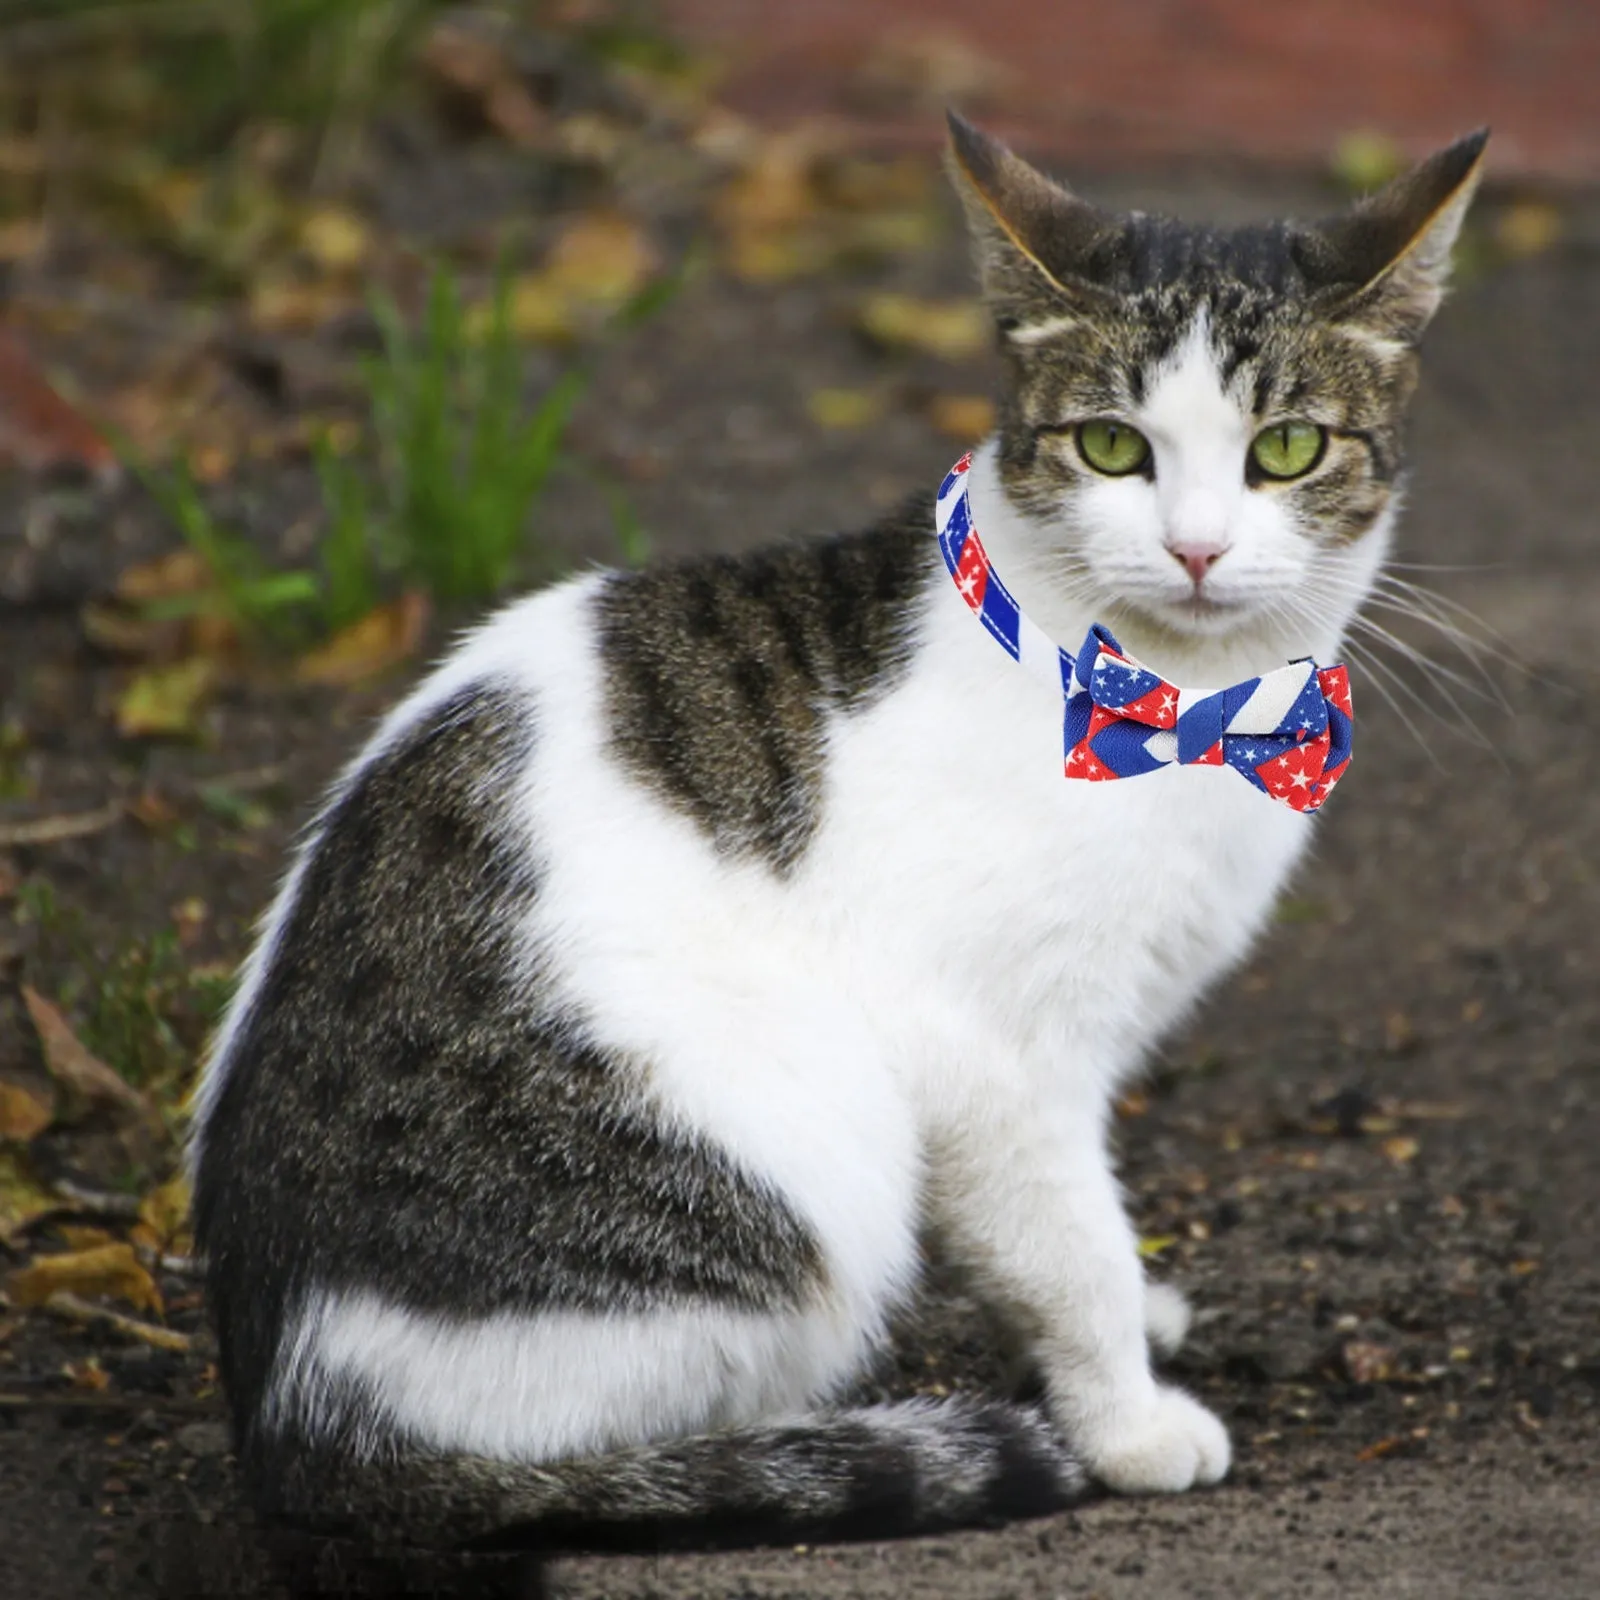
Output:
[[945, 111, 1123, 337], [1296, 130, 1489, 346]]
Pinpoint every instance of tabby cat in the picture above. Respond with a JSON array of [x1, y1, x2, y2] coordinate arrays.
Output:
[[191, 114, 1485, 1554]]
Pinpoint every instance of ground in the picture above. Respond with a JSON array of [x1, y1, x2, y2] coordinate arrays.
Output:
[[2, 108, 1598, 1600]]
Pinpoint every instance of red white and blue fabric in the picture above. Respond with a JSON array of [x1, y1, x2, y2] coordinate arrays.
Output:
[[934, 452, 1352, 814]]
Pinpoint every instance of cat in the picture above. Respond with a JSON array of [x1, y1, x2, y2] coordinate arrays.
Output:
[[190, 113, 1485, 1558]]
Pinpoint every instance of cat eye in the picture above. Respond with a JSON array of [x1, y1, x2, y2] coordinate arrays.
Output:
[[1076, 419, 1151, 477], [1249, 422, 1326, 481]]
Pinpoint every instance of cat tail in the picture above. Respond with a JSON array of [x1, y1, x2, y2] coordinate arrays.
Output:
[[258, 1397, 1086, 1556]]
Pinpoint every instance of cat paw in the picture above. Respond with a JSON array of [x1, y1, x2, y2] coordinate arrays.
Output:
[[1144, 1281, 1192, 1359], [1082, 1387, 1231, 1494]]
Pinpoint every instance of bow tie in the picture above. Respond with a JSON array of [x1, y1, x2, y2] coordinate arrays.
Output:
[[934, 453, 1352, 814]]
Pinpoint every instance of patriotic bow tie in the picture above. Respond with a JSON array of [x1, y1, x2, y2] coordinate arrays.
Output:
[[935, 453, 1352, 814]]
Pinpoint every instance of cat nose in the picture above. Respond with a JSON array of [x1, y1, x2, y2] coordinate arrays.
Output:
[[1167, 542, 1227, 586]]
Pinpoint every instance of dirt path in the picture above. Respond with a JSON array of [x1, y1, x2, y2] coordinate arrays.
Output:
[[2, 174, 1598, 1597]]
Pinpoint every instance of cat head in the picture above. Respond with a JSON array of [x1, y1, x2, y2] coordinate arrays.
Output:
[[946, 114, 1486, 645]]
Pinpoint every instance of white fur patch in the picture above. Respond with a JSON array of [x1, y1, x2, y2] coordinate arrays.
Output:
[[271, 1287, 874, 1462]]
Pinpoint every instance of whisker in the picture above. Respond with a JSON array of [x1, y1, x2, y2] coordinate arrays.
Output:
[[1348, 620, 1500, 754], [1339, 638, 1446, 770], [1355, 608, 1509, 708]]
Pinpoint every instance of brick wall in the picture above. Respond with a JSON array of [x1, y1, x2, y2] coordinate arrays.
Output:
[[664, 0, 1600, 180]]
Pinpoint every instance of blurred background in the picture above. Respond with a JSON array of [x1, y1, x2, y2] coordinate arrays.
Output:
[[2, 5, 1598, 1598]]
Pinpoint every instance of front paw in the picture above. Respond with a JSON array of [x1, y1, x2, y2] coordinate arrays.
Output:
[[1082, 1386, 1231, 1494]]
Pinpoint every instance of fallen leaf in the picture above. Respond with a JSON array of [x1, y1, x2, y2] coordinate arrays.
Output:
[[0, 1082, 52, 1143], [490, 275, 579, 343], [550, 211, 657, 304], [1382, 1135, 1420, 1165], [1495, 200, 1561, 261], [248, 277, 355, 335], [1137, 1234, 1179, 1259], [0, 217, 46, 262], [300, 206, 370, 274], [21, 986, 157, 1128], [0, 327, 120, 481], [855, 293, 988, 361], [1342, 1340, 1398, 1383], [423, 20, 550, 149], [928, 393, 996, 441], [294, 592, 430, 687], [1114, 1090, 1150, 1119], [7, 1242, 163, 1317], [115, 658, 218, 740], [806, 388, 883, 430], [1355, 1433, 1404, 1462], [137, 1171, 193, 1254], [63, 1357, 111, 1392], [1331, 130, 1404, 194], [0, 1150, 55, 1240], [189, 443, 235, 486], [56, 1225, 117, 1251], [126, 788, 181, 832], [0, 855, 16, 899]]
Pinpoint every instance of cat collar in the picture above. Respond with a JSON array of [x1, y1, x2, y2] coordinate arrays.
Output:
[[934, 453, 1352, 814]]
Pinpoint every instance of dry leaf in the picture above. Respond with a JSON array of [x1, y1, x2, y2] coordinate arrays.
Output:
[[7, 1242, 163, 1317], [489, 276, 579, 344], [21, 986, 157, 1128], [300, 206, 370, 274], [137, 1174, 193, 1253], [806, 388, 883, 430], [1331, 130, 1404, 193], [1114, 1090, 1150, 1119], [0, 217, 47, 263], [57, 1225, 116, 1251], [0, 1081, 52, 1143], [248, 277, 355, 334], [928, 394, 996, 441], [115, 657, 218, 740], [0, 1150, 55, 1240], [856, 294, 988, 361], [0, 327, 119, 480], [63, 1357, 111, 1392], [0, 855, 16, 900], [423, 20, 550, 149], [295, 592, 430, 688], [1382, 1135, 1420, 1165], [127, 789, 181, 832], [1495, 200, 1561, 261], [551, 212, 656, 302]]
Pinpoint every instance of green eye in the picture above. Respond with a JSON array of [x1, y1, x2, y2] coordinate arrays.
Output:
[[1077, 419, 1151, 476], [1250, 422, 1326, 480]]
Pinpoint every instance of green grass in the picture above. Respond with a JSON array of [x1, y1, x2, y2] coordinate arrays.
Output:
[[318, 256, 664, 606], [14, 879, 230, 1093], [1, 0, 449, 177], [123, 449, 326, 646], [362, 261, 591, 601]]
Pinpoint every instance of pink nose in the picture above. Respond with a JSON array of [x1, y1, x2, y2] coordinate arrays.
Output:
[[1168, 543, 1226, 586]]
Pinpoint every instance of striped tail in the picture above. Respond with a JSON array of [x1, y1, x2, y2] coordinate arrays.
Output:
[[255, 1398, 1085, 1558]]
